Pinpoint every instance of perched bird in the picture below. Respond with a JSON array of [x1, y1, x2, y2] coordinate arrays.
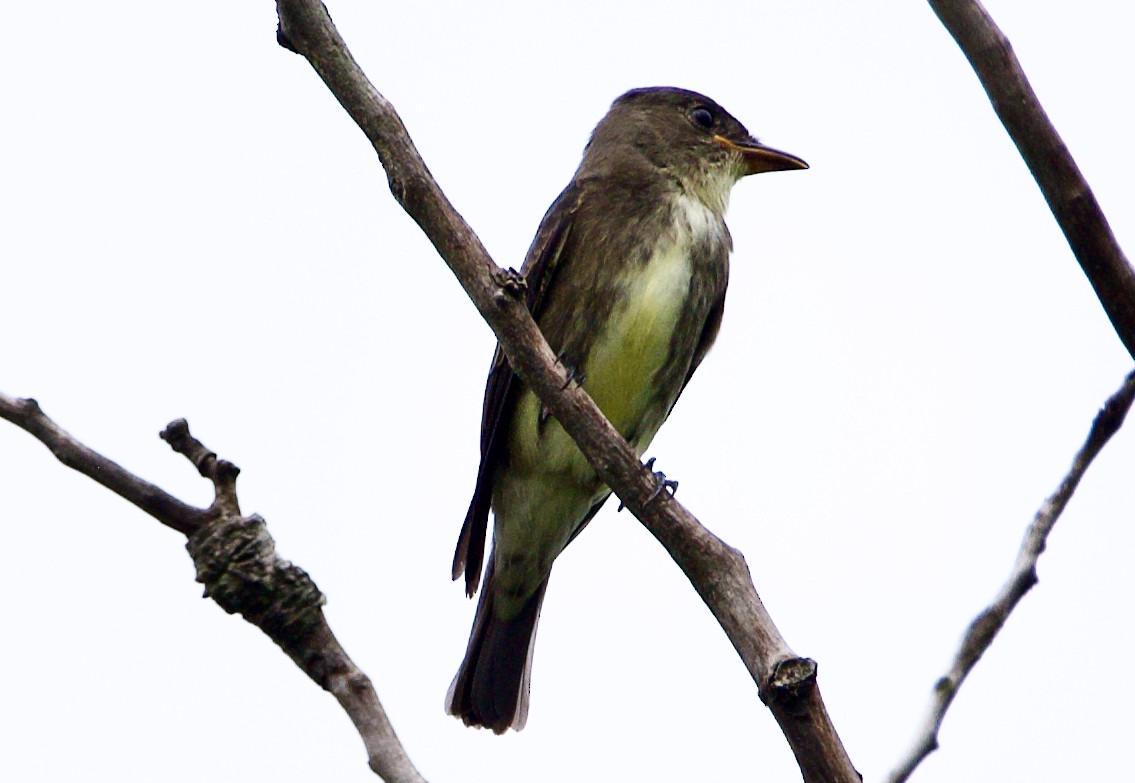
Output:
[[446, 87, 807, 733]]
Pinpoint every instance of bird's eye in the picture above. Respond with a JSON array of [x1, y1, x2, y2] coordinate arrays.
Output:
[[690, 107, 715, 130]]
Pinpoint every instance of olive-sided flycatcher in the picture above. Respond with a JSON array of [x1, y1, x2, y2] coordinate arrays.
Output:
[[446, 87, 807, 733]]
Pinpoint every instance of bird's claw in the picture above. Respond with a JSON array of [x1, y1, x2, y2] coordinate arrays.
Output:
[[617, 457, 678, 511], [537, 357, 586, 426], [646, 472, 679, 505], [558, 355, 586, 391]]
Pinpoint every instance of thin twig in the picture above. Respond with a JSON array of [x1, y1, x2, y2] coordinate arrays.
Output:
[[887, 369, 1135, 783], [0, 393, 200, 535], [0, 393, 427, 783], [274, 2, 859, 780], [927, 0, 1135, 358]]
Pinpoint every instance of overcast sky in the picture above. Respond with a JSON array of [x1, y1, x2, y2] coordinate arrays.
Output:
[[3, 2, 1133, 782]]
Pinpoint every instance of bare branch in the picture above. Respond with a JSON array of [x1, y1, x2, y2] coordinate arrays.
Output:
[[0, 393, 200, 535], [0, 393, 426, 783], [887, 369, 1135, 783], [274, 1, 858, 779], [161, 418, 243, 516], [927, 0, 1135, 359]]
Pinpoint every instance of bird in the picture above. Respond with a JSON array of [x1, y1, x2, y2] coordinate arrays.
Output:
[[446, 86, 807, 733]]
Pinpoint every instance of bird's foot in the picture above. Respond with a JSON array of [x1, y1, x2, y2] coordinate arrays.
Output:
[[557, 353, 586, 390], [537, 356, 586, 426], [617, 457, 679, 511], [644, 457, 679, 505]]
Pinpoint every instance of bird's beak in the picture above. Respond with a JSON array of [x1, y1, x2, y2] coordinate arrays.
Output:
[[713, 135, 809, 175]]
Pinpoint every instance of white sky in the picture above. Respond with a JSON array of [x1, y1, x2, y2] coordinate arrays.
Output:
[[2, 2, 1132, 781]]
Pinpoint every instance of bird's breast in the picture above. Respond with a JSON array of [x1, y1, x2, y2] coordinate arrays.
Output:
[[583, 192, 727, 449], [507, 191, 728, 488], [582, 239, 692, 444]]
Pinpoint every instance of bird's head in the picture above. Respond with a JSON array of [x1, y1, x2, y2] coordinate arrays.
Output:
[[584, 86, 807, 213]]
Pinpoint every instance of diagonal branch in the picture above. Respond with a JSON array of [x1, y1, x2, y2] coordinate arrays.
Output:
[[274, 2, 858, 780], [927, 0, 1135, 359], [0, 394, 200, 535], [887, 369, 1135, 783], [0, 392, 427, 783]]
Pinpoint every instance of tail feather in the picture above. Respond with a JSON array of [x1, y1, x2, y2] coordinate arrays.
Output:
[[446, 560, 549, 733]]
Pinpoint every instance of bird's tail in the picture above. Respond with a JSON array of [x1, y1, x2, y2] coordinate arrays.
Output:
[[445, 559, 549, 734]]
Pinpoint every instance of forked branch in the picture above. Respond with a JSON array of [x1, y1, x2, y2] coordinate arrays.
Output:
[[0, 393, 427, 783]]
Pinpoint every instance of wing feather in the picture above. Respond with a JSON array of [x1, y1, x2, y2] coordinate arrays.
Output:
[[451, 183, 583, 595]]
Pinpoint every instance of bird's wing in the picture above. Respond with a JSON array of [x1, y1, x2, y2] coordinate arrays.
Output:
[[668, 289, 727, 415], [452, 182, 583, 596]]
